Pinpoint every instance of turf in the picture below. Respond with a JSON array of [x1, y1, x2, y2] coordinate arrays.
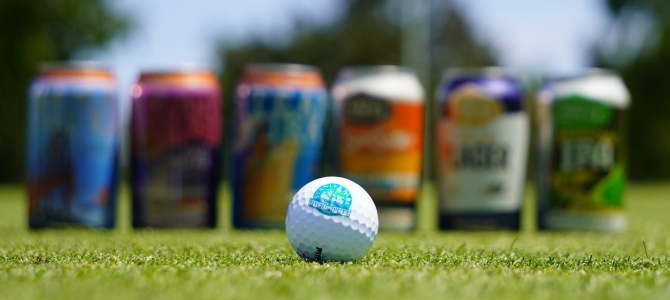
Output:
[[1, 183, 669, 299]]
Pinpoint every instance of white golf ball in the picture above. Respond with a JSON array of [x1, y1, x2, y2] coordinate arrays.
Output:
[[286, 176, 379, 262]]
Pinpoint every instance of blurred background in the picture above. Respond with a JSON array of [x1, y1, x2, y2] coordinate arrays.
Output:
[[0, 0, 668, 183]]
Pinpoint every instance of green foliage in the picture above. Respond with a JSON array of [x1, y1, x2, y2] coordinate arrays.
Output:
[[0, 0, 130, 182], [217, 0, 495, 107], [217, 0, 496, 180], [219, 0, 397, 103], [600, 0, 670, 179], [429, 1, 497, 86], [605, 0, 669, 16]]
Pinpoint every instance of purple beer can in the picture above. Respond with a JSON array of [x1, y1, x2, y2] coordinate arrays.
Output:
[[130, 69, 221, 228]]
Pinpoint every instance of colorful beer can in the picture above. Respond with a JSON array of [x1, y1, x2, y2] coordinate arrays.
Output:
[[27, 62, 119, 229], [436, 68, 529, 230], [536, 70, 630, 232], [232, 63, 328, 228], [331, 66, 424, 230], [130, 69, 221, 228]]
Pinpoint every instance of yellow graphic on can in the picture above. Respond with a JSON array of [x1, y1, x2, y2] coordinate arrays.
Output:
[[241, 129, 300, 222]]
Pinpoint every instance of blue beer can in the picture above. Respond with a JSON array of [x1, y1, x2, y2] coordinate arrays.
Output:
[[232, 63, 328, 228], [27, 62, 119, 229]]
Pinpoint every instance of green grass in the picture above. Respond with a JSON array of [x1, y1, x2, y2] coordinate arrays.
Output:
[[1, 183, 670, 299]]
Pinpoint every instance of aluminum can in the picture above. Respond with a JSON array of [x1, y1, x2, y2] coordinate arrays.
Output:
[[130, 69, 221, 228], [436, 68, 528, 230], [536, 70, 630, 232], [27, 62, 119, 228], [232, 63, 327, 228], [331, 66, 424, 230]]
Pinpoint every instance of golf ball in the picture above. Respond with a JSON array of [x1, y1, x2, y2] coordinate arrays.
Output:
[[286, 176, 379, 262]]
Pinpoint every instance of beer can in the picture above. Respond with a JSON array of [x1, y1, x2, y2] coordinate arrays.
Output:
[[536, 70, 630, 232], [331, 66, 424, 230], [27, 62, 119, 229], [436, 68, 529, 230], [232, 63, 328, 228], [130, 69, 221, 228]]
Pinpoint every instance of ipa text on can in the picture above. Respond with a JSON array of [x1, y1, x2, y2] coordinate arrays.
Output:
[[536, 70, 630, 232]]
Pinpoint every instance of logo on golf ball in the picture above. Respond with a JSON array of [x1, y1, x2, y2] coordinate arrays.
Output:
[[308, 183, 353, 217]]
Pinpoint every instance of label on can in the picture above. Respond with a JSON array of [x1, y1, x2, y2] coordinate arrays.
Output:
[[27, 84, 119, 228], [438, 84, 528, 213], [233, 85, 327, 226], [338, 93, 423, 202], [131, 92, 220, 228], [549, 96, 625, 213]]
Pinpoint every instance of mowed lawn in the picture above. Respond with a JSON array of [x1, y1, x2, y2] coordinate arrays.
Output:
[[1, 183, 669, 300]]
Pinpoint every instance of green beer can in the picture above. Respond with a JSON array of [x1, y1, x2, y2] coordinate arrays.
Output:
[[536, 70, 630, 232]]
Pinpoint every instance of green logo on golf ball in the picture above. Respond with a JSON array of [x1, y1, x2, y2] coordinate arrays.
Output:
[[308, 183, 353, 217]]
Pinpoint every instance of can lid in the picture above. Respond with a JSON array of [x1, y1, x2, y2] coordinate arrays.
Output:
[[586, 68, 618, 76], [543, 68, 619, 83], [442, 66, 509, 79], [137, 70, 218, 90], [244, 63, 320, 74], [332, 65, 424, 101], [552, 69, 630, 108], [139, 69, 216, 78], [241, 63, 324, 86], [339, 65, 415, 75], [38, 61, 113, 79]]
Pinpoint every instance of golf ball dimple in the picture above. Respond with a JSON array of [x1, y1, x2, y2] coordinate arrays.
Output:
[[286, 176, 379, 262]]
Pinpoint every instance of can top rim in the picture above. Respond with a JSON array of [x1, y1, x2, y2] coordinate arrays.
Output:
[[339, 65, 415, 74], [550, 68, 620, 81], [139, 69, 216, 77], [442, 67, 510, 79], [137, 71, 218, 87], [585, 68, 619, 75], [244, 63, 320, 73]]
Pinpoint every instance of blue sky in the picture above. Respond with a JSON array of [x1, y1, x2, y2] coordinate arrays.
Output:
[[457, 0, 610, 73], [89, 0, 612, 89]]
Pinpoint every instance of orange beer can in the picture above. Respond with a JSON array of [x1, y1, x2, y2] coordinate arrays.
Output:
[[332, 66, 425, 230]]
